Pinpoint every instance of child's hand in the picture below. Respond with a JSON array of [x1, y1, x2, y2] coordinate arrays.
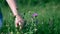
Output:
[[15, 15, 24, 29]]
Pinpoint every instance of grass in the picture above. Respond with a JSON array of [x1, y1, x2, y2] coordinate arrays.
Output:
[[0, 2, 60, 34]]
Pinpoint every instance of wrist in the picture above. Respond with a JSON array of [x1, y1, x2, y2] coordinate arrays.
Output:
[[13, 12, 19, 16], [14, 14, 18, 18], [14, 14, 19, 19]]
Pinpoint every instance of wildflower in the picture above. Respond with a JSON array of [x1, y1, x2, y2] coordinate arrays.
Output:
[[32, 13, 38, 17], [32, 13, 38, 25]]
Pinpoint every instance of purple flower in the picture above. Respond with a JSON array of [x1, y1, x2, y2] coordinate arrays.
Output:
[[32, 13, 38, 17]]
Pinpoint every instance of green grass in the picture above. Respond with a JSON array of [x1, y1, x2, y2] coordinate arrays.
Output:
[[0, 2, 60, 34]]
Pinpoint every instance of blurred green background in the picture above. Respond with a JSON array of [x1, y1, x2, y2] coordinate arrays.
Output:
[[0, 0, 60, 34]]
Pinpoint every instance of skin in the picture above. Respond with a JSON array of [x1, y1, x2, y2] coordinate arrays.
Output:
[[6, 0, 23, 28]]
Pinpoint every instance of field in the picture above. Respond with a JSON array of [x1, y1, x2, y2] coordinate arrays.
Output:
[[0, 1, 60, 34]]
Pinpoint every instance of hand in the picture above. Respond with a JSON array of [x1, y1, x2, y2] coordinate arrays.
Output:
[[15, 15, 24, 29]]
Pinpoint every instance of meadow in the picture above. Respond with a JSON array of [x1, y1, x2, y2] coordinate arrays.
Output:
[[0, 0, 60, 34]]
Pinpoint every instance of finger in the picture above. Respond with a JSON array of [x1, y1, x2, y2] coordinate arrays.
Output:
[[20, 19, 24, 24], [19, 22, 22, 26], [19, 22, 22, 29]]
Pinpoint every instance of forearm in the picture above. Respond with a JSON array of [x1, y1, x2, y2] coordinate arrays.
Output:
[[6, 0, 18, 16]]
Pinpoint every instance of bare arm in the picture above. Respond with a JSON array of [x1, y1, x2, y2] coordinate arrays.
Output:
[[6, 0, 23, 29], [6, 0, 18, 16]]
